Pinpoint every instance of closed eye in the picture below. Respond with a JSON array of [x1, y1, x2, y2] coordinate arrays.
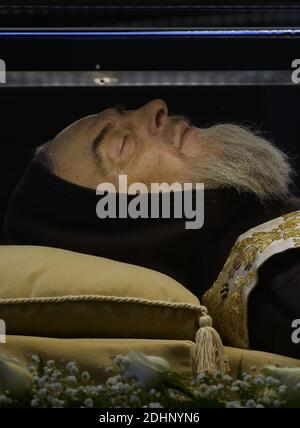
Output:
[[120, 134, 130, 153], [91, 123, 112, 156]]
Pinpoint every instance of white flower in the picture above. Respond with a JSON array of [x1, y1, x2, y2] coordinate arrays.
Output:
[[49, 382, 62, 393], [222, 375, 233, 383], [196, 373, 206, 382], [84, 398, 93, 408], [129, 394, 140, 405], [31, 355, 40, 364], [119, 383, 130, 394], [278, 385, 287, 396], [253, 376, 265, 387], [259, 396, 271, 406], [50, 370, 62, 380], [47, 395, 64, 407], [0, 394, 13, 405], [85, 385, 97, 394], [81, 371, 90, 382], [64, 375, 77, 385], [36, 376, 47, 388], [106, 375, 121, 386], [31, 398, 40, 407], [245, 399, 257, 408], [226, 401, 242, 408], [37, 388, 48, 399], [265, 376, 279, 386], [0, 354, 33, 398], [242, 374, 252, 382], [148, 402, 163, 408], [119, 351, 171, 389], [65, 388, 77, 400], [66, 362, 79, 375]]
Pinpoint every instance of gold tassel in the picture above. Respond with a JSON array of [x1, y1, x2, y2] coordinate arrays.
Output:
[[193, 307, 226, 374]]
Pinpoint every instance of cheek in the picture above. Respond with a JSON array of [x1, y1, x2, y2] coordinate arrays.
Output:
[[127, 145, 190, 183]]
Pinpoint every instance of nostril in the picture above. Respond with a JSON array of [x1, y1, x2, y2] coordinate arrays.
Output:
[[155, 108, 165, 128]]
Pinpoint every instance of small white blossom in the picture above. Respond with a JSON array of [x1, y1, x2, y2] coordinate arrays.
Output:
[[278, 385, 287, 396], [265, 376, 279, 386], [30, 398, 40, 407], [85, 385, 97, 394], [66, 362, 79, 375], [84, 398, 93, 408], [226, 401, 242, 408], [31, 355, 40, 364], [148, 402, 163, 408], [222, 374, 233, 383], [49, 382, 62, 393], [36, 376, 47, 388], [259, 396, 271, 406], [245, 399, 257, 408], [81, 371, 90, 382], [65, 388, 77, 400], [37, 388, 48, 399], [50, 370, 62, 380], [196, 373, 206, 382], [64, 375, 77, 385], [106, 375, 121, 386], [129, 394, 140, 405]]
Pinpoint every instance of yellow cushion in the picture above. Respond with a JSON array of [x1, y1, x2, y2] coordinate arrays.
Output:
[[1, 336, 299, 382], [0, 336, 195, 381], [225, 347, 300, 375], [0, 245, 201, 339]]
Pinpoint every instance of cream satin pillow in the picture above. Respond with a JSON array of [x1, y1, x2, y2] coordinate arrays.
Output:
[[0, 245, 202, 340]]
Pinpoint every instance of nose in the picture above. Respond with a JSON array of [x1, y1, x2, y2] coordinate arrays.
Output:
[[138, 99, 168, 136]]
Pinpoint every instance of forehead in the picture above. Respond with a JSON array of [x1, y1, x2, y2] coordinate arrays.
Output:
[[86, 107, 116, 123], [71, 108, 118, 137]]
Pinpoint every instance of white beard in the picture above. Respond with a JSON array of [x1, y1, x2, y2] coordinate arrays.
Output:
[[189, 123, 294, 202]]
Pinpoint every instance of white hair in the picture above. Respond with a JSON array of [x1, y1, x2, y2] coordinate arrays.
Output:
[[191, 124, 295, 202]]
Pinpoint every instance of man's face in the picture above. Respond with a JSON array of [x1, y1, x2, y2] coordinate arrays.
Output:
[[46, 99, 211, 189]]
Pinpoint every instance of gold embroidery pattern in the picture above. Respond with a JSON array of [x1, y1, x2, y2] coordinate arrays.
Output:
[[203, 211, 300, 349]]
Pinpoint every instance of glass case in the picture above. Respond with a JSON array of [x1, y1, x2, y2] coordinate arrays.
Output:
[[1, 0, 300, 240]]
